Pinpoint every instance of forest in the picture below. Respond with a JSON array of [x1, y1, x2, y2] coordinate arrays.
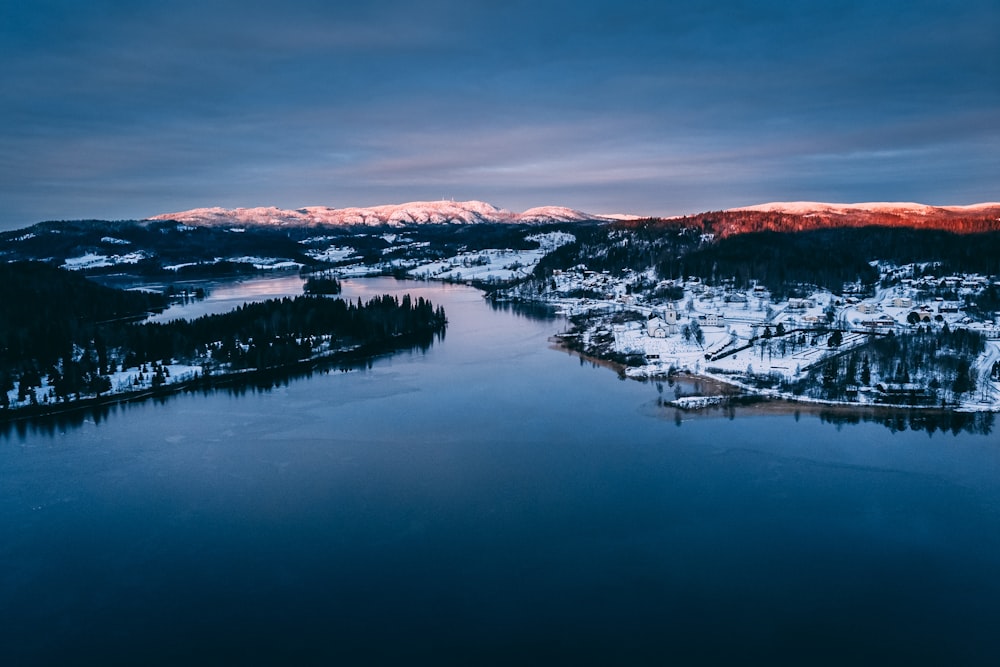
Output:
[[637, 207, 1000, 238], [0, 262, 446, 410], [0, 262, 166, 371], [776, 325, 988, 406], [523, 223, 1000, 300], [126, 294, 446, 373]]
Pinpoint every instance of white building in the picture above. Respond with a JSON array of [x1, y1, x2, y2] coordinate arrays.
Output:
[[647, 316, 669, 338], [698, 312, 725, 327], [857, 302, 878, 314]]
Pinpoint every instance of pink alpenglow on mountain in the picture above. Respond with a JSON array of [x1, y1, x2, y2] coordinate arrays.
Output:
[[149, 201, 609, 227]]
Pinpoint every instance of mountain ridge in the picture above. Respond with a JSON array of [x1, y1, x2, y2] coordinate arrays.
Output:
[[146, 199, 1000, 234], [148, 200, 610, 227], [626, 201, 1000, 237]]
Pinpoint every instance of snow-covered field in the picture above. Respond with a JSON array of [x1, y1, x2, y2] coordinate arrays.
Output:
[[62, 251, 149, 270], [407, 232, 575, 282], [315, 230, 577, 283], [303, 246, 359, 263]]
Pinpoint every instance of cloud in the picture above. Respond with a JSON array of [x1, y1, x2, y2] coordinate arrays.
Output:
[[0, 0, 996, 228]]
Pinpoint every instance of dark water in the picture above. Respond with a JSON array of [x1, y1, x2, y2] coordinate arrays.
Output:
[[2, 278, 998, 665]]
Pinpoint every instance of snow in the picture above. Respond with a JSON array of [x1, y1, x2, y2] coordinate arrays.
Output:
[[601, 214, 645, 221], [100, 236, 132, 245], [148, 200, 611, 227], [510, 264, 1000, 412], [406, 232, 575, 283], [5, 362, 204, 411], [669, 395, 725, 409], [226, 256, 302, 270], [520, 206, 604, 222], [408, 248, 545, 283], [307, 231, 577, 283], [381, 241, 429, 255], [62, 251, 149, 270], [303, 246, 359, 263]]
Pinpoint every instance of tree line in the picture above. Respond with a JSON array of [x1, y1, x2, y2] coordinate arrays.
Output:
[[0, 262, 446, 409], [125, 294, 446, 372]]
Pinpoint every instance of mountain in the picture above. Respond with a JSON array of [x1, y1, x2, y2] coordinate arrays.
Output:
[[628, 201, 1000, 237], [148, 200, 609, 227]]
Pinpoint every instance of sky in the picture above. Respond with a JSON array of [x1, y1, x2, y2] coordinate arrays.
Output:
[[1, 0, 997, 229]]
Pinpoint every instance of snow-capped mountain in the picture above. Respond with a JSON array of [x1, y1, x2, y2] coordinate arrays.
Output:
[[148, 200, 609, 227]]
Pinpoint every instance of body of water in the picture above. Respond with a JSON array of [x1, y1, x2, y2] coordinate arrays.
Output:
[[2, 277, 998, 665]]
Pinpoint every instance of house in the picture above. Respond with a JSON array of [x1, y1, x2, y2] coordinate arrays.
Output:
[[857, 302, 878, 314], [698, 312, 725, 327], [874, 382, 930, 404], [861, 315, 896, 330], [787, 297, 814, 310], [892, 297, 913, 308], [646, 315, 668, 338]]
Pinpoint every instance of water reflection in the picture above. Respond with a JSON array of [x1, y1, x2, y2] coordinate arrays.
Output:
[[146, 273, 306, 322], [817, 407, 995, 436], [487, 297, 560, 321], [663, 394, 996, 436], [0, 333, 440, 440]]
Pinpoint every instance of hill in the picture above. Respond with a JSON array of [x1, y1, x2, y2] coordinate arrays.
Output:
[[625, 202, 1000, 237]]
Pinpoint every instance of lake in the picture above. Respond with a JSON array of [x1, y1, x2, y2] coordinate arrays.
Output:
[[2, 276, 998, 665]]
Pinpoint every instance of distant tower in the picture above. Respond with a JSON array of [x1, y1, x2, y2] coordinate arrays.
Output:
[[663, 302, 678, 325]]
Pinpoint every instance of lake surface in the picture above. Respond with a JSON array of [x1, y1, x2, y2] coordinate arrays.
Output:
[[2, 277, 999, 665]]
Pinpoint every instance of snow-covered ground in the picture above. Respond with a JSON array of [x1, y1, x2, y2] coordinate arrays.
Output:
[[226, 256, 303, 270], [62, 251, 150, 270], [5, 362, 203, 411], [407, 232, 575, 282], [315, 230, 577, 283], [524, 265, 1000, 412], [303, 246, 360, 263]]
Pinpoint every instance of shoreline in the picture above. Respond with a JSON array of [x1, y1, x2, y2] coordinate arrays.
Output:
[[549, 332, 1000, 416], [0, 337, 423, 426]]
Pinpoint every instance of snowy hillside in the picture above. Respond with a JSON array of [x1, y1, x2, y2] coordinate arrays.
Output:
[[149, 200, 610, 227], [731, 202, 1000, 216]]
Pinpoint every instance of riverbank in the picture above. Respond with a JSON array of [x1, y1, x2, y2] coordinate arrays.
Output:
[[0, 336, 429, 425], [550, 328, 1000, 416]]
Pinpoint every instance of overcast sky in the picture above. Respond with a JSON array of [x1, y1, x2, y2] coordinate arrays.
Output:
[[1, 0, 997, 229]]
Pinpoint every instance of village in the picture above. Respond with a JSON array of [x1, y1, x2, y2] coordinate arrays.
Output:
[[304, 230, 1000, 413], [503, 262, 1000, 412]]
